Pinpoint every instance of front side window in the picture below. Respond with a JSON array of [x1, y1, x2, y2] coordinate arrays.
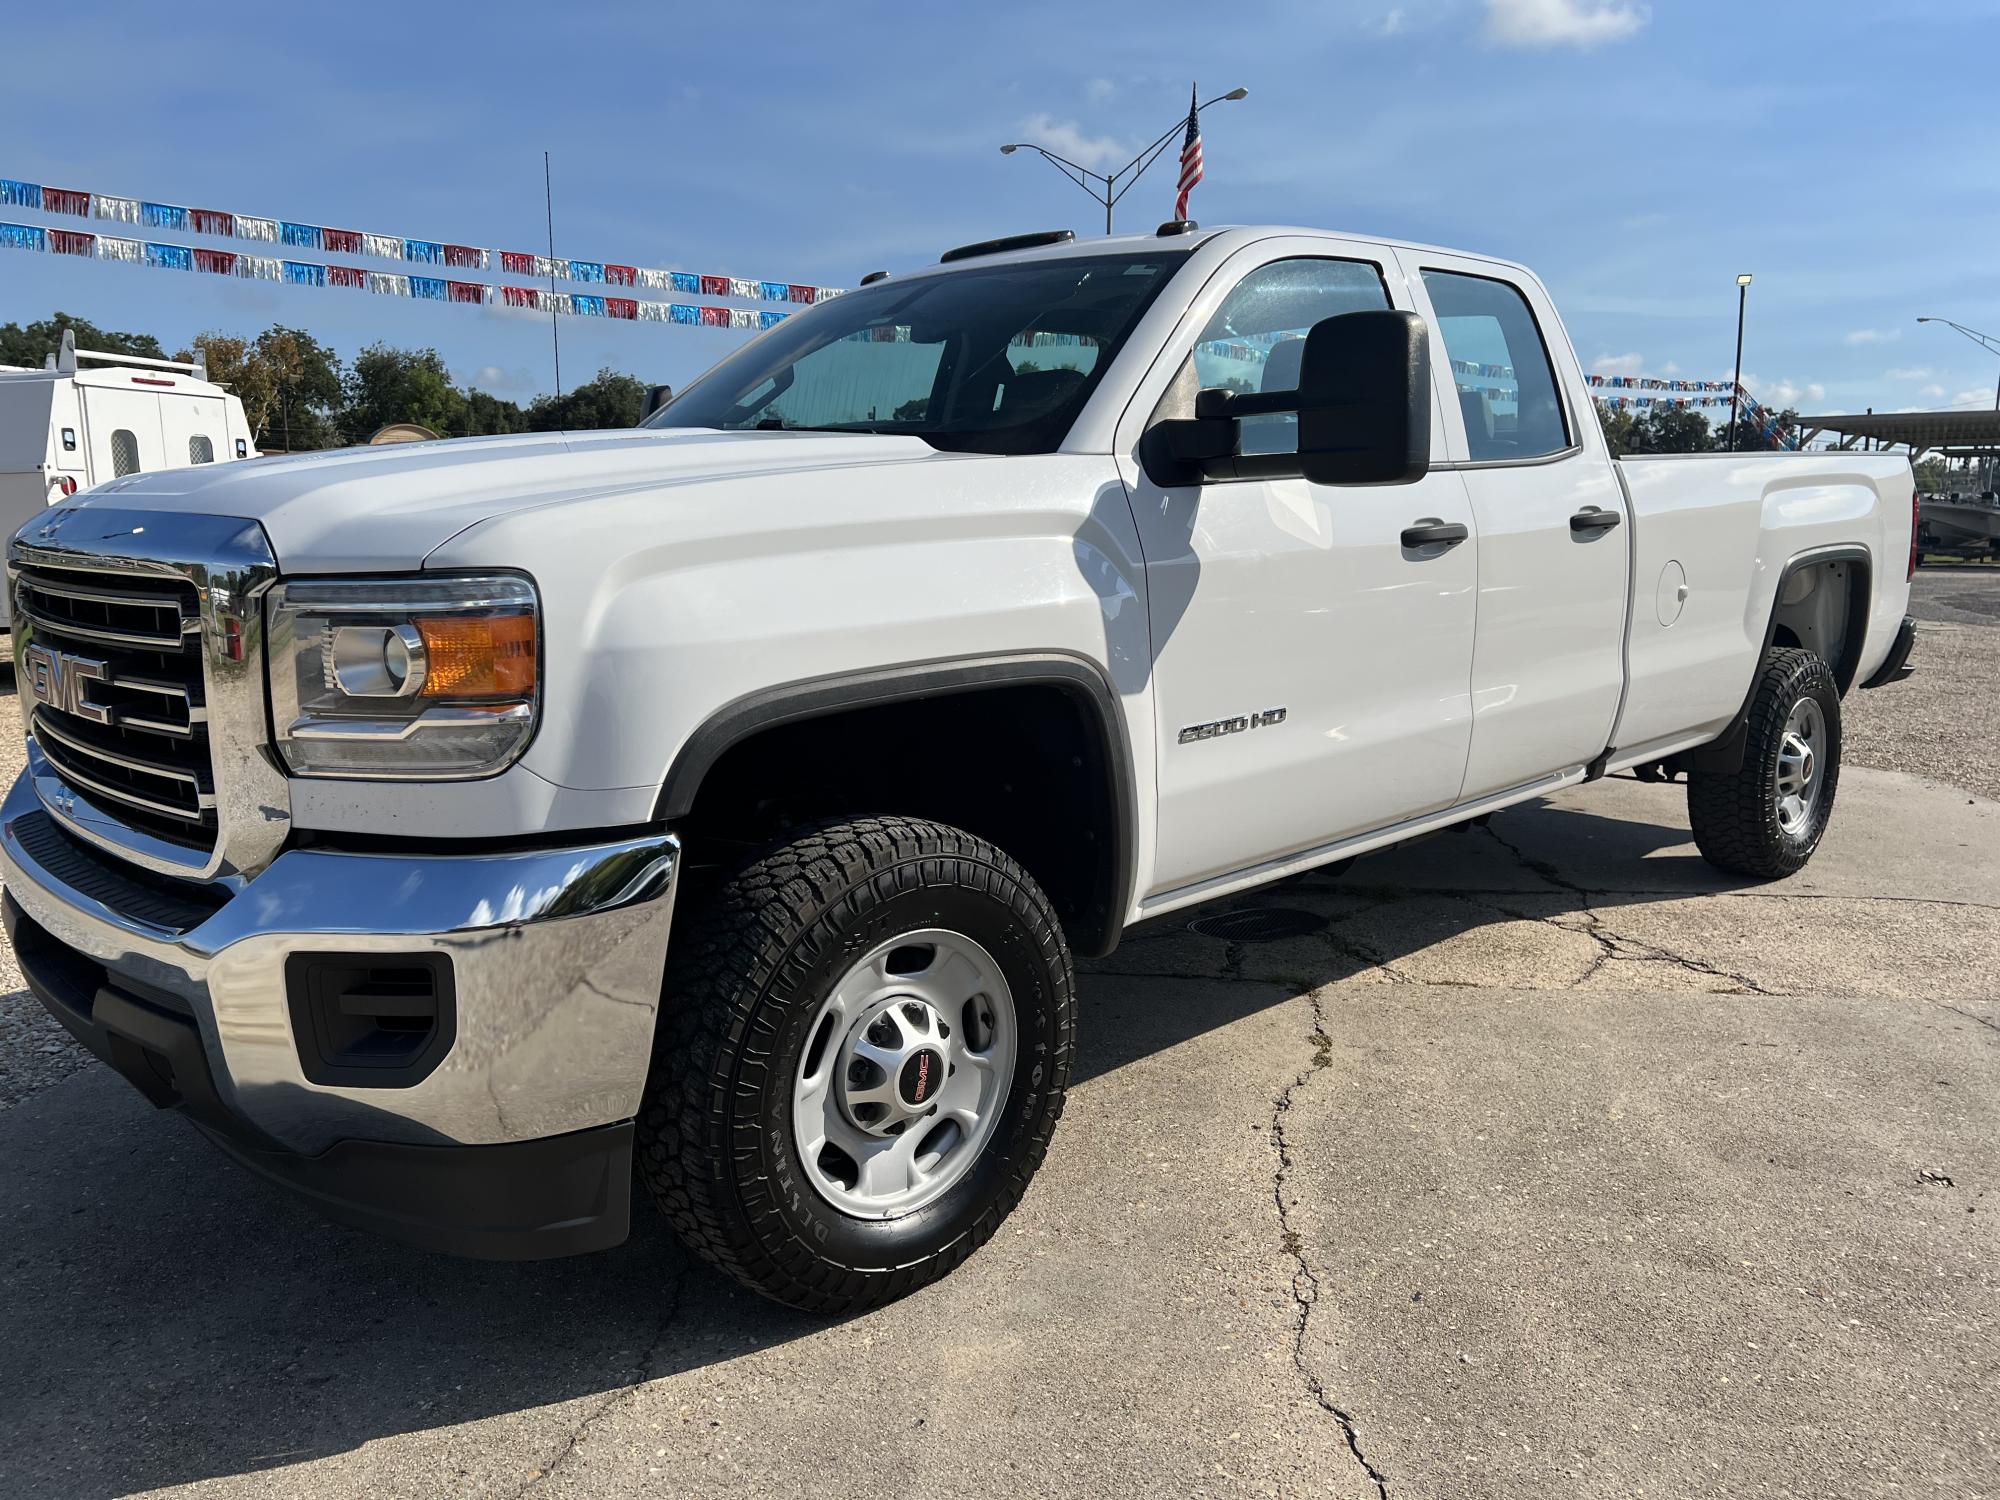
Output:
[[110, 429, 140, 477], [647, 251, 1189, 456], [1421, 269, 1570, 461], [1188, 257, 1390, 454]]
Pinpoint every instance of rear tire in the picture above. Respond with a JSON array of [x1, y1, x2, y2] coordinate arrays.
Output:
[[1687, 647, 1841, 879], [636, 816, 1074, 1313]]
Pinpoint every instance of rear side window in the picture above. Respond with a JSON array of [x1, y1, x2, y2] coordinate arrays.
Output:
[[189, 435, 214, 464], [1421, 270, 1570, 461], [110, 429, 141, 477]]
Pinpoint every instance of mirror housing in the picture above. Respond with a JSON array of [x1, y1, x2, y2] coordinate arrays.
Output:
[[1145, 309, 1432, 487], [640, 383, 674, 421]]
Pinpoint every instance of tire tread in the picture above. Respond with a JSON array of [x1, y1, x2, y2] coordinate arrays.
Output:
[[635, 816, 1073, 1313]]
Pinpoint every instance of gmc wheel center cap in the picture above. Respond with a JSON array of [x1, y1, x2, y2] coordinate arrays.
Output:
[[898, 1048, 945, 1108]]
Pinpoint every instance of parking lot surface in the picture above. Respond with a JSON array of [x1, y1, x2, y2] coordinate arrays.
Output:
[[1, 568, 1995, 1499]]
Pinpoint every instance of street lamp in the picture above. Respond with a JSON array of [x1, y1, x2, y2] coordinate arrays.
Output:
[[1727, 272, 1753, 452], [1000, 87, 1249, 235], [1917, 316, 2000, 489]]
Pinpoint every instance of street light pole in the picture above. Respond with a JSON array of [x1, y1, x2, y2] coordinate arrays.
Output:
[[1727, 273, 1752, 452], [1917, 316, 2000, 491], [1000, 87, 1248, 234]]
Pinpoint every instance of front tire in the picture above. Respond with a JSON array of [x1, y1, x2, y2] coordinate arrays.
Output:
[[1687, 647, 1842, 879], [637, 816, 1074, 1313]]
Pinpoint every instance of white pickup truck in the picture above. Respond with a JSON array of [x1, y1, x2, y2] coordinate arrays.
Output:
[[3, 223, 1916, 1312]]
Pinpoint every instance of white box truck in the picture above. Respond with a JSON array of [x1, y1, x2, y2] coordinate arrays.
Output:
[[0, 328, 255, 628]]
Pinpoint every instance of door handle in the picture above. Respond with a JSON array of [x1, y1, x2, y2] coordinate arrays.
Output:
[[1400, 520, 1469, 548], [1570, 507, 1622, 533]]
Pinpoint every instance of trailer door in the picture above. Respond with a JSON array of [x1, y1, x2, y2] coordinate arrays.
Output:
[[159, 392, 230, 471], [78, 384, 166, 483]]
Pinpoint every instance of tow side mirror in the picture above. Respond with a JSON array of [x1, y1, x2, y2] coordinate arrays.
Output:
[[640, 384, 674, 421], [1145, 309, 1432, 487]]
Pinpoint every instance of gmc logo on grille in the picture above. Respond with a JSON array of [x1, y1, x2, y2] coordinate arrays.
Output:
[[22, 644, 112, 725]]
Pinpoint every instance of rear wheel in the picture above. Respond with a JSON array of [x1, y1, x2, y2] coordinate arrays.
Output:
[[1687, 647, 1841, 879], [637, 816, 1074, 1313]]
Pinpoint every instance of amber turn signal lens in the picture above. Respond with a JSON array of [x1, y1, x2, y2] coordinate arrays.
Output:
[[415, 613, 536, 698]]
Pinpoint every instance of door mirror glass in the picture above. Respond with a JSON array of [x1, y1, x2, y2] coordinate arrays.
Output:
[[1148, 308, 1431, 486], [640, 384, 674, 421]]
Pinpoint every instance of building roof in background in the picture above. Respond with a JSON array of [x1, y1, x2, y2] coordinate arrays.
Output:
[[1798, 408, 2000, 452]]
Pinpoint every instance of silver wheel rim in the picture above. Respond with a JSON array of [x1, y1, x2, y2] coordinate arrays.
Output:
[[1774, 695, 1827, 836], [791, 928, 1017, 1220]]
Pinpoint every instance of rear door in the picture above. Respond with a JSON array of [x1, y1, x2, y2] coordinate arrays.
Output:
[[1400, 255, 1629, 801], [157, 392, 230, 471], [78, 384, 164, 485]]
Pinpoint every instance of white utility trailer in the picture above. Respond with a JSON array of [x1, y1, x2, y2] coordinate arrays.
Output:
[[0, 329, 257, 627]]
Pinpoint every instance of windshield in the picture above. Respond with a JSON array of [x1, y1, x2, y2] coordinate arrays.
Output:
[[645, 250, 1190, 455]]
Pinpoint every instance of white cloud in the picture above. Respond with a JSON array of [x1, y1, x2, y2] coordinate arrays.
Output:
[[1920, 384, 1947, 399], [1591, 351, 1645, 375], [469, 364, 534, 394], [1376, 7, 1407, 35], [1660, 360, 1681, 375], [1844, 328, 1899, 346], [1013, 113, 1130, 171], [1886, 366, 1933, 382], [1085, 78, 1116, 105], [1949, 387, 1998, 408], [1483, 0, 1648, 49]]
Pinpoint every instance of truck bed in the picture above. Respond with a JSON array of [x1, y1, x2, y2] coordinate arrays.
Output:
[[1610, 450, 1915, 761]]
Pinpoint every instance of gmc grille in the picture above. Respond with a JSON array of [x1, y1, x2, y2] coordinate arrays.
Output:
[[15, 563, 217, 852]]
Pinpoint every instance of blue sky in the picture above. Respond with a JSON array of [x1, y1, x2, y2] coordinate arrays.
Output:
[[7, 0, 1999, 415]]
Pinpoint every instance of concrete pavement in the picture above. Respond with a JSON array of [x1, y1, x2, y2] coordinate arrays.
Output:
[[1, 762, 1994, 1499]]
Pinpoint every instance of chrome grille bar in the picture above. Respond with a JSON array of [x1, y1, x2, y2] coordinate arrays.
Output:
[[10, 507, 289, 882], [32, 714, 213, 824]]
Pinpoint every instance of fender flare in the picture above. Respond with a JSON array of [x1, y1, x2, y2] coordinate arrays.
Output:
[[1686, 544, 1871, 775], [655, 651, 1138, 957]]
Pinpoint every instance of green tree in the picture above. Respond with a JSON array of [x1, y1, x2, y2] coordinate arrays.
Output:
[[464, 389, 529, 436], [0, 312, 166, 368], [524, 368, 647, 431], [340, 344, 468, 444], [183, 326, 343, 450], [1595, 402, 1637, 457], [1629, 403, 1715, 454]]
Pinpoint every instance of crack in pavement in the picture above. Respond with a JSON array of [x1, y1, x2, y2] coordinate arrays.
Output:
[[1268, 988, 1391, 1500], [1476, 825, 1776, 995], [1930, 1000, 2000, 1038], [512, 1259, 690, 1495]]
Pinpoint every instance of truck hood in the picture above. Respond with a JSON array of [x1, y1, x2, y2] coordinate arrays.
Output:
[[66, 428, 962, 571]]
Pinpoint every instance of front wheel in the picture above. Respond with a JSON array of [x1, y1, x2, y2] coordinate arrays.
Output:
[[636, 816, 1074, 1313], [1687, 647, 1842, 879]]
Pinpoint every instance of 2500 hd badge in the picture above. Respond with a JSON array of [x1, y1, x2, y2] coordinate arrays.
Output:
[[1179, 707, 1288, 744]]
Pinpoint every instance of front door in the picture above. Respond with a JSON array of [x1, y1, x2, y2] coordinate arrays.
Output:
[[1117, 244, 1480, 896]]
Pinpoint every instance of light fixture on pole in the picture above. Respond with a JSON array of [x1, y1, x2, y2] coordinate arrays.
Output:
[[1000, 87, 1248, 235], [1917, 316, 2000, 489], [1726, 273, 1753, 452]]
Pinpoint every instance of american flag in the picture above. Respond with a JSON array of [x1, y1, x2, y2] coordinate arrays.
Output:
[[1174, 84, 1204, 220]]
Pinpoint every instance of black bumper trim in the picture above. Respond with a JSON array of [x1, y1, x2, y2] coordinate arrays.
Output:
[[4, 891, 632, 1261], [1860, 614, 1917, 689]]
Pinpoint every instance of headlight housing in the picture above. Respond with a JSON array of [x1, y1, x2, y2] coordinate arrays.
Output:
[[266, 573, 540, 778]]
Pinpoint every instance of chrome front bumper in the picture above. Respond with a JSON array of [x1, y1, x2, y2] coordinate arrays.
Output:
[[0, 768, 679, 1156]]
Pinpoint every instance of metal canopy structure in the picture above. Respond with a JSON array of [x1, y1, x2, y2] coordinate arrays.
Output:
[[1796, 407, 2000, 457]]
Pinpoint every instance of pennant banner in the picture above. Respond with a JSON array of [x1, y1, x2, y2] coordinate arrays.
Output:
[[1, 221, 795, 334], [0, 172, 842, 303]]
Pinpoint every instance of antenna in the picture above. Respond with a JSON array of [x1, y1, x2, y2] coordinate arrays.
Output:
[[544, 150, 563, 402]]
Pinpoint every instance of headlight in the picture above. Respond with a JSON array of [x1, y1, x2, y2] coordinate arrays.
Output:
[[266, 573, 540, 778]]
